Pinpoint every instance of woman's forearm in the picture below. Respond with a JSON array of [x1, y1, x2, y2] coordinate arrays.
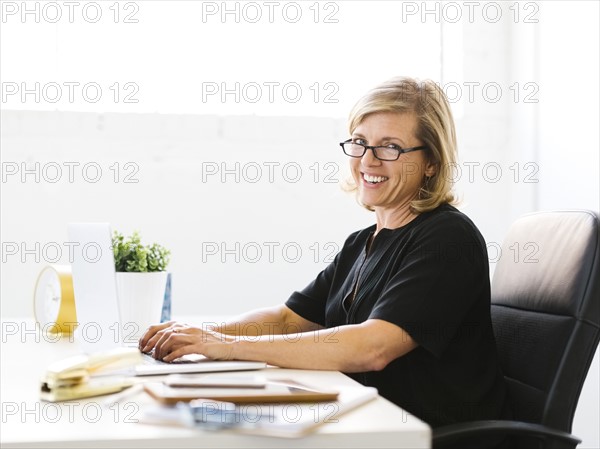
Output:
[[214, 304, 322, 337], [230, 319, 416, 373]]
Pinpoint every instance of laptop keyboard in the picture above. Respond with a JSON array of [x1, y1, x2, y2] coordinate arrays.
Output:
[[142, 352, 196, 365], [142, 353, 170, 365]]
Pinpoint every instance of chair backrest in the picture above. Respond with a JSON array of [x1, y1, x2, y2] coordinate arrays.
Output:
[[491, 210, 600, 433]]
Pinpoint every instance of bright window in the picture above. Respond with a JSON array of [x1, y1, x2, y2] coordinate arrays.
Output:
[[1, 1, 442, 117]]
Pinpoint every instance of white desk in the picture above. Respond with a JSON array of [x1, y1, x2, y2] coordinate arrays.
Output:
[[0, 319, 430, 448]]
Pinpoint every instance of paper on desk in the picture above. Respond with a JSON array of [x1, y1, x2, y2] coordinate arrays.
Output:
[[138, 386, 378, 438]]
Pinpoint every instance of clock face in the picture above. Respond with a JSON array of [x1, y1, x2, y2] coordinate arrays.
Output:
[[34, 267, 62, 327]]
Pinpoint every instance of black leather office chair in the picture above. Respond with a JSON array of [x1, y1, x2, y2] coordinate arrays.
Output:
[[433, 210, 600, 449]]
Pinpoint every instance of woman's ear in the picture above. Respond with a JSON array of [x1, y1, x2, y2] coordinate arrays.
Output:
[[424, 161, 437, 178]]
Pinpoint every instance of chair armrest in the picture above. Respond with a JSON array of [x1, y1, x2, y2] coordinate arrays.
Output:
[[433, 420, 581, 449]]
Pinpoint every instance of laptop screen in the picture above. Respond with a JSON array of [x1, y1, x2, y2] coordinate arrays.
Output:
[[68, 223, 122, 352]]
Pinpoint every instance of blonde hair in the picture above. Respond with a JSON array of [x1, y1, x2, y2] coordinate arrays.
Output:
[[345, 76, 458, 213]]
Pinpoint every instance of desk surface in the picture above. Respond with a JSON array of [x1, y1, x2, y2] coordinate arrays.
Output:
[[0, 318, 430, 448]]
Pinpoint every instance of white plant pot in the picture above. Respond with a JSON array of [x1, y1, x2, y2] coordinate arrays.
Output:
[[115, 271, 168, 341]]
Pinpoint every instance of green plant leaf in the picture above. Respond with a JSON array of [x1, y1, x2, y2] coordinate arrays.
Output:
[[111, 230, 170, 273]]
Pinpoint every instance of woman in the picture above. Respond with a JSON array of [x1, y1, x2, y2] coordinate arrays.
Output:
[[139, 76, 509, 428]]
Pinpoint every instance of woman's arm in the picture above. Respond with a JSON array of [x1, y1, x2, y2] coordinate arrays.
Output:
[[216, 304, 324, 336], [138, 305, 321, 351], [153, 318, 418, 373]]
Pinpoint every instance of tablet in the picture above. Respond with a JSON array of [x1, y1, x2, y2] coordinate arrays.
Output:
[[143, 379, 339, 404], [164, 374, 267, 389]]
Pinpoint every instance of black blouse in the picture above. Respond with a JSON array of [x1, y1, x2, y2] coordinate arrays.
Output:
[[285, 203, 509, 427]]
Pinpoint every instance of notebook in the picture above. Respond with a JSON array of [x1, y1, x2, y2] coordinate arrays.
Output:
[[67, 223, 266, 375]]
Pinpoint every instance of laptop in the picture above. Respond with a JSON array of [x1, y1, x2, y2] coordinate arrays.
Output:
[[67, 222, 266, 375]]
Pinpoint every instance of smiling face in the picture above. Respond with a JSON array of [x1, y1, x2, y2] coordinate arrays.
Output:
[[350, 112, 436, 217]]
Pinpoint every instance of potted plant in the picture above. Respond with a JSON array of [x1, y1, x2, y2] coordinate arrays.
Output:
[[112, 231, 171, 340]]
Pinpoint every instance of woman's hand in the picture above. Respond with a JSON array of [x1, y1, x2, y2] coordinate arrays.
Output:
[[138, 321, 236, 362], [138, 320, 178, 352]]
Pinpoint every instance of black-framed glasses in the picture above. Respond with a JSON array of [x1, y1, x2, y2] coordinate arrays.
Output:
[[339, 139, 427, 162]]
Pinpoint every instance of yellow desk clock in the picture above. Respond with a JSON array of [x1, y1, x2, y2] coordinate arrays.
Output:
[[33, 265, 77, 335]]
